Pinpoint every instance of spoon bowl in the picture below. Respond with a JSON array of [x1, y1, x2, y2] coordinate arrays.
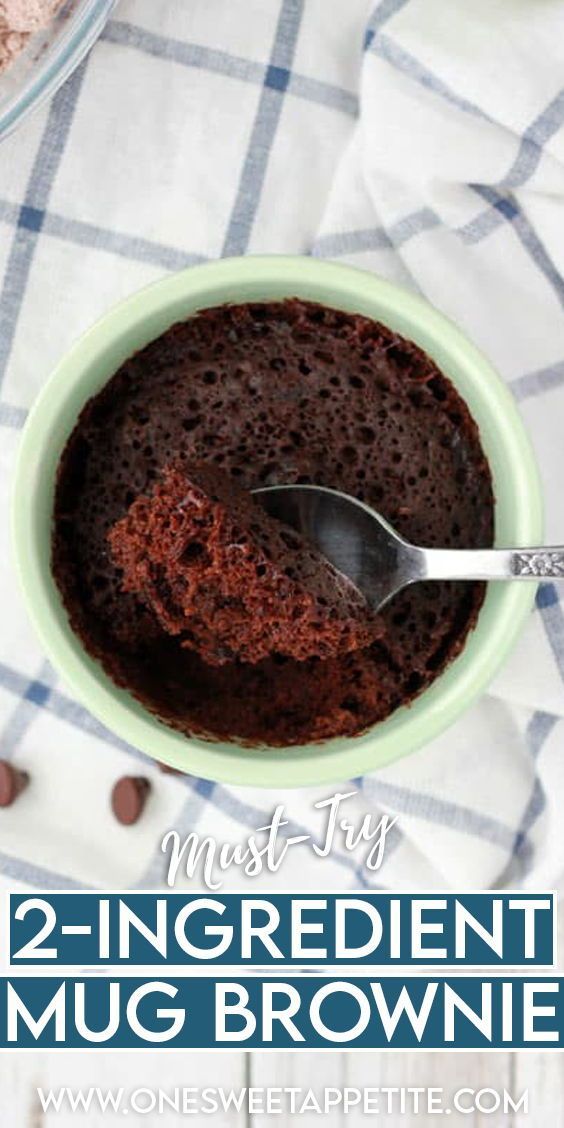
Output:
[[253, 484, 421, 612], [254, 484, 564, 611]]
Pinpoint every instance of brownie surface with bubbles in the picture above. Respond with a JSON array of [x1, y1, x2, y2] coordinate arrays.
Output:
[[52, 299, 494, 746]]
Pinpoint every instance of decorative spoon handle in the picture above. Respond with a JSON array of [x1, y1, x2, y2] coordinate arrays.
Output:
[[420, 546, 564, 583], [510, 550, 564, 578]]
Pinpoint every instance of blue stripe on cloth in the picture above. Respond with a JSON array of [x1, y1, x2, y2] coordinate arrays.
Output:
[[287, 72, 358, 117], [367, 32, 495, 124], [25, 679, 51, 706], [366, 33, 563, 208], [367, 26, 564, 186], [18, 206, 44, 233], [360, 777, 519, 854], [0, 401, 27, 428], [536, 584, 564, 681], [472, 185, 564, 310], [364, 30, 564, 270], [0, 660, 139, 758], [497, 89, 564, 191], [510, 360, 564, 402], [192, 777, 216, 801], [458, 88, 564, 241], [104, 19, 356, 118], [265, 64, 290, 92], [41, 212, 207, 272], [310, 203, 514, 261], [488, 195, 518, 221], [457, 206, 505, 245], [537, 584, 559, 609], [311, 207, 438, 257], [310, 167, 563, 301], [103, 21, 266, 85], [0, 850, 87, 889], [364, 0, 411, 49], [503, 710, 557, 881], [527, 709, 557, 763], [0, 61, 88, 392], [222, 0, 305, 256], [509, 779, 544, 872], [0, 198, 207, 274], [0, 660, 55, 761]]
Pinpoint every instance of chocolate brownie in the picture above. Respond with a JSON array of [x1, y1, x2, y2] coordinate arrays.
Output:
[[52, 299, 494, 746], [108, 462, 382, 665]]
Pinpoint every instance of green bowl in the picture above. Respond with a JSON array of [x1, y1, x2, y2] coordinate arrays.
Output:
[[12, 256, 543, 787]]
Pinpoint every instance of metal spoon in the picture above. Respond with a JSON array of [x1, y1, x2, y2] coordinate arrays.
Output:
[[253, 484, 564, 613]]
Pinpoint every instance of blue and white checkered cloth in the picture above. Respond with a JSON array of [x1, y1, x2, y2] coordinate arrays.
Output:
[[1, 0, 564, 895]]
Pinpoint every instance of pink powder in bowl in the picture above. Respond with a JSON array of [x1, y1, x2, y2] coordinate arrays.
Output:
[[0, 0, 63, 71]]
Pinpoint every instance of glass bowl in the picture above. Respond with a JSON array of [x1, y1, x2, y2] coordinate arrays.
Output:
[[0, 0, 115, 141]]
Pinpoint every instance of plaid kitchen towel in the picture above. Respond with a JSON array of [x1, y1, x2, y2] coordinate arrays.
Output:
[[0, 0, 564, 895]]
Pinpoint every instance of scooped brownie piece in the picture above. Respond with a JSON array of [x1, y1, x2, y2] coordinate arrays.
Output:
[[108, 462, 382, 666]]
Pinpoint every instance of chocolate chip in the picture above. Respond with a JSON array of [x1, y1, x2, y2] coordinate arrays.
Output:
[[111, 776, 151, 826], [0, 761, 29, 808]]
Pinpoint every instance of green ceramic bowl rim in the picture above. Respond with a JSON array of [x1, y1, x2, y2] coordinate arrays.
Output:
[[11, 255, 543, 787]]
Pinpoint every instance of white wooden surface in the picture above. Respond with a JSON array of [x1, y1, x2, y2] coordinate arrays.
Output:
[[0, 1048, 561, 1127]]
